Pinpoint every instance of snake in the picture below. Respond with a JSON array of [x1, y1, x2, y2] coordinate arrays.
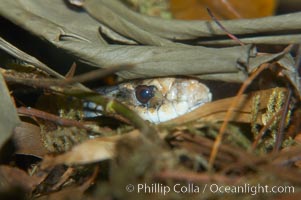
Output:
[[83, 78, 212, 124]]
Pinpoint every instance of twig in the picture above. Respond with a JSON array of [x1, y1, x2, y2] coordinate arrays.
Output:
[[63, 64, 134, 84], [2, 64, 133, 88], [79, 166, 99, 192], [51, 167, 75, 191], [17, 107, 92, 131], [274, 89, 292, 152], [207, 8, 244, 46], [65, 62, 77, 79], [208, 44, 294, 169], [209, 63, 269, 169]]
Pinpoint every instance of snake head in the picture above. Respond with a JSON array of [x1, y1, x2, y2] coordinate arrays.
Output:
[[114, 78, 212, 123], [84, 78, 212, 124]]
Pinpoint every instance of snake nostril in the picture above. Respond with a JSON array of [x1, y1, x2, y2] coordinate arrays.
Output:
[[135, 85, 155, 104]]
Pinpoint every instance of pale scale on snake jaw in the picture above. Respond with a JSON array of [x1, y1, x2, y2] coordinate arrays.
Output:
[[83, 78, 212, 124]]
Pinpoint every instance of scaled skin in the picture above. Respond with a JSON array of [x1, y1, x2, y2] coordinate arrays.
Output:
[[84, 78, 212, 124]]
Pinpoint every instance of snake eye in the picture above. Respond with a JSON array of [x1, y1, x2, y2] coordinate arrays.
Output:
[[135, 85, 155, 104]]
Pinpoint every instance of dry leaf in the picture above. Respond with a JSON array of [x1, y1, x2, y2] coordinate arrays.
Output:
[[13, 122, 49, 157], [0, 73, 20, 148], [43, 139, 115, 167], [0, 165, 43, 192], [40, 130, 140, 168]]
